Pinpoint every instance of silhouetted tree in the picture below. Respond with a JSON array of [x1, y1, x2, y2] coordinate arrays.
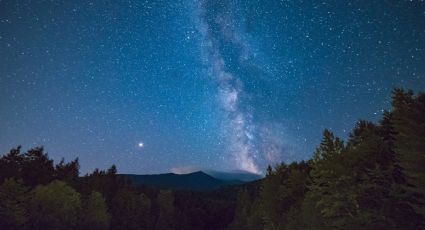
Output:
[[55, 158, 80, 186], [21, 147, 55, 187], [28, 180, 81, 230], [81, 191, 111, 230], [308, 130, 357, 229], [0, 178, 29, 230], [110, 188, 152, 230], [391, 88, 425, 225], [260, 162, 310, 229], [0, 146, 24, 183]]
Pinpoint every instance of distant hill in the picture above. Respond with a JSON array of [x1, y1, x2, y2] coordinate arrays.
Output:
[[120, 171, 248, 190]]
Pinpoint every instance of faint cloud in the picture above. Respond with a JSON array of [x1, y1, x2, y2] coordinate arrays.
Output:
[[170, 166, 201, 174]]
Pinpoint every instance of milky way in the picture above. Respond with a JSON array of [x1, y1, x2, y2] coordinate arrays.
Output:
[[197, 0, 289, 173]]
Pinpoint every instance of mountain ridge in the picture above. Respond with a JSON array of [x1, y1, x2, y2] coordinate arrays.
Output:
[[119, 170, 257, 190]]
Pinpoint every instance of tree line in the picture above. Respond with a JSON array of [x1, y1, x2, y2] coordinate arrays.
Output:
[[0, 88, 424, 229], [230, 88, 425, 230], [0, 145, 237, 229], [0, 146, 178, 230]]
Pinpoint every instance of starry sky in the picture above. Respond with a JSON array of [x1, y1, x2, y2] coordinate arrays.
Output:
[[1, 0, 424, 175]]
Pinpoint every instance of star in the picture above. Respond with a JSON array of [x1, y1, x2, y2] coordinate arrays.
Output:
[[138, 142, 144, 148]]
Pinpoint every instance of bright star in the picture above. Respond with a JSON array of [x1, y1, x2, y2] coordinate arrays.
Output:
[[138, 142, 144, 148]]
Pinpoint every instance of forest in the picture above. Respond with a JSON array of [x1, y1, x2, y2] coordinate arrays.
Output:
[[0, 88, 424, 230]]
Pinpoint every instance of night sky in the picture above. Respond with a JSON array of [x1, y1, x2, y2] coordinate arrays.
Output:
[[1, 0, 424, 175]]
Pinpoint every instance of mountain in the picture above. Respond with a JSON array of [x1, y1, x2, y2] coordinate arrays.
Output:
[[204, 170, 263, 182], [120, 171, 245, 190]]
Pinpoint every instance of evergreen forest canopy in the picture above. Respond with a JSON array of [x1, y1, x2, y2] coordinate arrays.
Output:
[[0, 88, 424, 230]]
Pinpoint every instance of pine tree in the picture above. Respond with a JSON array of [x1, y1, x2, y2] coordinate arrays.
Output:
[[0, 146, 24, 183], [55, 158, 80, 187], [81, 191, 111, 230], [28, 180, 82, 230], [22, 147, 55, 187], [308, 130, 359, 229], [259, 162, 310, 229], [391, 89, 425, 226], [110, 189, 152, 230], [0, 178, 29, 230]]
